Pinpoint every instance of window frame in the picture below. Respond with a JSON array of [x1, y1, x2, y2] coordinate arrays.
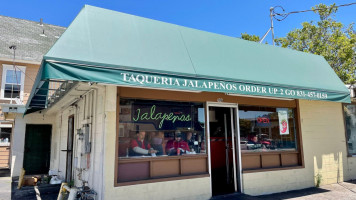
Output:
[[239, 101, 304, 172], [343, 102, 356, 157], [238, 106, 299, 153], [115, 96, 209, 186], [114, 86, 305, 186], [1, 64, 26, 100]]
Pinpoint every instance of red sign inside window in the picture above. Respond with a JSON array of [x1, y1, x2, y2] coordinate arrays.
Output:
[[257, 117, 270, 123]]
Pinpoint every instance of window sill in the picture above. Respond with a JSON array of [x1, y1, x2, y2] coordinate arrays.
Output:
[[241, 150, 299, 155], [0, 97, 23, 101], [118, 154, 208, 163], [243, 165, 304, 173], [115, 173, 209, 187]]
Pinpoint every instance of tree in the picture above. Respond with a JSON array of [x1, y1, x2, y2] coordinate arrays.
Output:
[[242, 4, 356, 84], [241, 33, 261, 42]]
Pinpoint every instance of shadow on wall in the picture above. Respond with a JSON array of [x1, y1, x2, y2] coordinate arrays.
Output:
[[313, 151, 349, 186]]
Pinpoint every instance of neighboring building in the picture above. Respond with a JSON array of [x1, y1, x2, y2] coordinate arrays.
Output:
[[344, 84, 356, 163], [346, 84, 355, 100], [19, 5, 356, 200], [0, 15, 65, 172]]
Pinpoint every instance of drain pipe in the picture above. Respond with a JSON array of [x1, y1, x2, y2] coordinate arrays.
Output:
[[58, 111, 63, 176], [88, 86, 98, 188], [100, 86, 107, 200]]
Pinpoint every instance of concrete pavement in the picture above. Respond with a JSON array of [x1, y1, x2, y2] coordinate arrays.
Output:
[[0, 177, 11, 200], [214, 180, 356, 200], [1, 175, 356, 200]]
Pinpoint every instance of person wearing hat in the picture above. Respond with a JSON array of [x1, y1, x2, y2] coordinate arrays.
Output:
[[130, 131, 158, 156], [165, 131, 190, 155]]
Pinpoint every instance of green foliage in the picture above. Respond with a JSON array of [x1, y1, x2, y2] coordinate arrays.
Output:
[[241, 33, 261, 42], [68, 179, 75, 188], [315, 173, 322, 187], [275, 3, 356, 84], [241, 3, 356, 84], [43, 175, 52, 184]]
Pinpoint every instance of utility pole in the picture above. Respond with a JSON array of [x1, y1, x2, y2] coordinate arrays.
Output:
[[270, 7, 275, 46], [260, 7, 275, 45]]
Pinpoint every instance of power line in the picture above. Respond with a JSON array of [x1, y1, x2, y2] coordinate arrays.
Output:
[[273, 2, 356, 22], [9, 45, 19, 101], [9, 46, 36, 83], [259, 2, 356, 44]]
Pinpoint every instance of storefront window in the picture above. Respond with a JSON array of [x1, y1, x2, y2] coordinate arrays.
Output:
[[344, 104, 356, 155], [118, 99, 206, 158], [239, 106, 297, 152]]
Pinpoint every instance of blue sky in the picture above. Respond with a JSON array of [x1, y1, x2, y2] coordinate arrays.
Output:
[[1, 1, 355, 43]]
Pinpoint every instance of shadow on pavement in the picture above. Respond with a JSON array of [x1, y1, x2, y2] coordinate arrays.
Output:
[[345, 179, 356, 185], [211, 187, 330, 200], [11, 179, 61, 200], [259, 187, 330, 200], [0, 169, 10, 177]]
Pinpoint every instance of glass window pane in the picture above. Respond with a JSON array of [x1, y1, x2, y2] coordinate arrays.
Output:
[[118, 99, 206, 158], [5, 70, 21, 84], [239, 106, 297, 152], [4, 84, 20, 98], [344, 104, 356, 154]]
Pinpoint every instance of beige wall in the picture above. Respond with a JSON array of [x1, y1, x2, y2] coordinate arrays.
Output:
[[0, 60, 40, 104], [30, 84, 356, 199], [243, 100, 354, 196], [1, 60, 40, 172], [104, 86, 211, 200]]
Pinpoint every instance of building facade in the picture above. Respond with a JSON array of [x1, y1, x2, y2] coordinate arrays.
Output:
[[19, 5, 356, 200], [0, 15, 65, 173]]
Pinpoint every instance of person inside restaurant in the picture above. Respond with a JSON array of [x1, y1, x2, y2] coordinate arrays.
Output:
[[150, 131, 165, 156], [247, 133, 264, 150], [130, 131, 158, 156], [165, 131, 190, 155]]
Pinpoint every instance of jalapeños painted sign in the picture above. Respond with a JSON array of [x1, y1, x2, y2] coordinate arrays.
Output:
[[133, 105, 192, 129], [129, 100, 203, 130], [119, 72, 347, 102]]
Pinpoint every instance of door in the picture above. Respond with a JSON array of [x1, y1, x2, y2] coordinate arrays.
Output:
[[208, 104, 241, 196], [66, 116, 74, 182], [23, 125, 52, 174]]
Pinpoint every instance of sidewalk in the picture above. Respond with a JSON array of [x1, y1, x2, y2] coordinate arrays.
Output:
[[0, 176, 11, 200], [214, 180, 356, 200], [1, 176, 356, 199]]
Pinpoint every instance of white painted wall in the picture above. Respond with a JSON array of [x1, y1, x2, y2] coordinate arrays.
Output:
[[48, 84, 106, 199], [11, 113, 56, 177]]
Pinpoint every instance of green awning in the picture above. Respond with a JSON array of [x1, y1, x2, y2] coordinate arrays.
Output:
[[26, 5, 350, 113]]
